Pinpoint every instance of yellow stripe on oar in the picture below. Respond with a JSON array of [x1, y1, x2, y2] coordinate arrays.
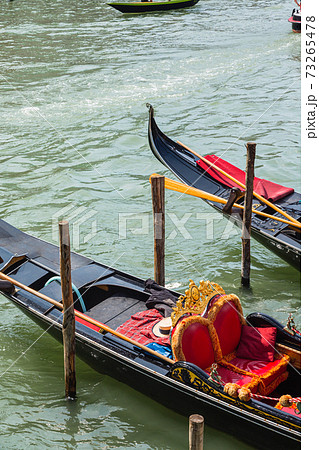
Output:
[[176, 141, 301, 228], [0, 271, 174, 365], [149, 174, 301, 229]]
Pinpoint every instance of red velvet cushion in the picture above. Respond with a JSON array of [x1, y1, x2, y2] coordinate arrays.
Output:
[[214, 301, 242, 356], [236, 326, 277, 362], [229, 357, 287, 386], [215, 357, 287, 392], [181, 322, 215, 370]]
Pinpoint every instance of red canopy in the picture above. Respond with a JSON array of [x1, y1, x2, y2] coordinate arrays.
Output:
[[197, 155, 294, 202]]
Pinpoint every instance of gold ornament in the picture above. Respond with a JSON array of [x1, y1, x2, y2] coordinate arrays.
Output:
[[238, 387, 251, 402], [279, 394, 292, 407], [224, 383, 240, 398], [171, 279, 225, 328]]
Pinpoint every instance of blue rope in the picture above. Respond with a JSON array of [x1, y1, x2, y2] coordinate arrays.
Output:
[[45, 276, 87, 312]]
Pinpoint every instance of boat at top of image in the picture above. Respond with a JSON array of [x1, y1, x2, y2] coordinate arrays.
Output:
[[288, 0, 301, 33], [147, 104, 301, 270], [107, 0, 200, 14], [0, 219, 300, 449]]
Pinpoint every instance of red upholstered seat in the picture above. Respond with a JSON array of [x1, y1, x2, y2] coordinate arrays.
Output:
[[205, 356, 289, 395], [171, 293, 290, 396], [181, 321, 215, 370], [212, 300, 242, 356], [220, 356, 289, 395], [171, 316, 215, 370]]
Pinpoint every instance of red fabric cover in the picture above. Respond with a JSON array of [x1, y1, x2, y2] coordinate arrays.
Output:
[[229, 357, 287, 386], [236, 326, 277, 362], [213, 301, 242, 356], [75, 312, 102, 332], [115, 309, 170, 346], [197, 155, 294, 202], [214, 357, 287, 391], [215, 366, 256, 390], [181, 322, 215, 370]]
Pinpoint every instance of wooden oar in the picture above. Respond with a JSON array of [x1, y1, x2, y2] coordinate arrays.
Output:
[[176, 140, 301, 227], [150, 174, 301, 229], [0, 272, 174, 365]]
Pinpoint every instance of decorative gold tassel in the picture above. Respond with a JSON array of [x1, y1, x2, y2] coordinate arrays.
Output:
[[238, 387, 251, 402], [224, 383, 240, 398], [279, 394, 292, 407]]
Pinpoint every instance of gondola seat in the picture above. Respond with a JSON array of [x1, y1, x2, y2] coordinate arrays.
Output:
[[171, 289, 290, 396]]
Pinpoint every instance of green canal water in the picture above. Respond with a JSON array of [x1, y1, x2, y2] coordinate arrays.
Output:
[[0, 0, 300, 448]]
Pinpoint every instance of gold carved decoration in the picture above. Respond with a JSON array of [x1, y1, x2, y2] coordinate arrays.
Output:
[[171, 279, 225, 327]]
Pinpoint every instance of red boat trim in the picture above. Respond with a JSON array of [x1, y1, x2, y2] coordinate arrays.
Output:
[[288, 17, 301, 24], [75, 313, 103, 332]]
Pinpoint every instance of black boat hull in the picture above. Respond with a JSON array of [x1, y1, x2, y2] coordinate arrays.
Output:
[[147, 105, 301, 270], [107, 0, 199, 14]]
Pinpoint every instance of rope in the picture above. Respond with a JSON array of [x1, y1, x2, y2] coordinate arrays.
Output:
[[251, 393, 301, 403]]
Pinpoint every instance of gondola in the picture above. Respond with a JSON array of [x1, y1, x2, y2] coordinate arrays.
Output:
[[147, 104, 301, 270], [107, 0, 199, 14], [0, 219, 301, 449]]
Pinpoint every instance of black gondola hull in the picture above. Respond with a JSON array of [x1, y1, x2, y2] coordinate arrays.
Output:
[[147, 105, 301, 270]]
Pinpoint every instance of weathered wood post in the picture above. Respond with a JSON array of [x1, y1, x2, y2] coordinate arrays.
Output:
[[189, 414, 204, 450], [241, 142, 256, 287], [59, 220, 76, 399], [151, 174, 165, 286]]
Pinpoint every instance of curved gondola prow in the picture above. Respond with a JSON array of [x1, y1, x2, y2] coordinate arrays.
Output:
[[147, 104, 155, 154], [147, 103, 168, 169], [147, 103, 197, 173]]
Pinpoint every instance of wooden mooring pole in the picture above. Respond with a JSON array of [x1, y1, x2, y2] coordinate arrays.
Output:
[[189, 414, 204, 450], [59, 220, 76, 399], [151, 174, 165, 286], [241, 142, 256, 287]]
